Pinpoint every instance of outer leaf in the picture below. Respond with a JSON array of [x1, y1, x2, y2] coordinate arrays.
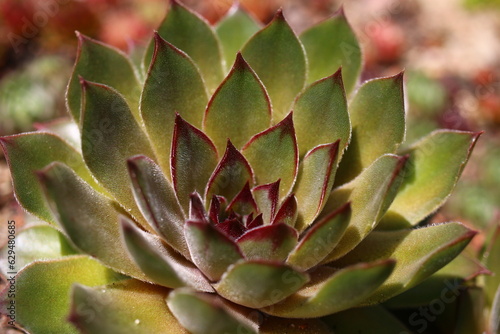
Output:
[[0, 132, 104, 225], [38, 162, 147, 280], [215, 7, 261, 71], [0, 225, 76, 274], [34, 119, 81, 152], [300, 9, 361, 94], [251, 180, 280, 224], [69, 280, 187, 334], [167, 289, 258, 334], [67, 33, 140, 122], [141, 34, 209, 175], [204, 53, 271, 153], [0, 256, 124, 334], [185, 220, 243, 281], [150, 0, 224, 92], [242, 113, 298, 199], [261, 260, 394, 318], [333, 222, 476, 303], [172, 115, 219, 212], [322, 305, 411, 333], [491, 286, 500, 334], [272, 194, 298, 227], [383, 130, 480, 226], [205, 141, 253, 203], [321, 154, 407, 262], [80, 80, 155, 230], [242, 10, 307, 120], [236, 223, 298, 262], [214, 261, 309, 308], [287, 202, 350, 271], [120, 218, 213, 292], [294, 142, 340, 231], [484, 223, 500, 306], [293, 69, 350, 156], [128, 155, 189, 258], [335, 73, 405, 185]]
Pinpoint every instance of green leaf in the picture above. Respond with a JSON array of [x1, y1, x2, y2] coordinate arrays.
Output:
[[205, 140, 253, 203], [300, 9, 362, 94], [215, 7, 261, 71], [184, 220, 243, 281], [34, 119, 81, 152], [204, 53, 271, 153], [321, 154, 407, 262], [80, 80, 155, 230], [214, 261, 309, 308], [171, 115, 219, 213], [251, 180, 280, 224], [261, 260, 394, 318], [226, 182, 258, 216], [287, 202, 350, 271], [0, 132, 105, 225], [322, 305, 411, 333], [38, 162, 147, 280], [242, 10, 307, 121], [335, 73, 405, 185], [67, 33, 140, 122], [293, 69, 350, 157], [167, 289, 258, 334], [294, 142, 340, 231], [333, 222, 476, 303], [490, 285, 500, 334], [236, 223, 298, 261], [383, 130, 480, 226], [69, 280, 188, 334], [0, 256, 124, 334], [272, 194, 298, 227], [149, 0, 224, 92], [120, 217, 213, 292], [484, 223, 500, 306], [242, 113, 298, 200], [0, 225, 76, 274], [127, 155, 189, 258], [141, 33, 208, 175]]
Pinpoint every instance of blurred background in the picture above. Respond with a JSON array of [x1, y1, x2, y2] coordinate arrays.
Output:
[[0, 0, 498, 328]]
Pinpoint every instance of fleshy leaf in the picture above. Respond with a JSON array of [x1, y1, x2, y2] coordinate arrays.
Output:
[[184, 220, 243, 281], [382, 130, 480, 226], [272, 194, 298, 227], [321, 154, 407, 262], [247, 213, 264, 230], [226, 182, 258, 216], [215, 6, 261, 71], [34, 119, 81, 152], [294, 142, 340, 231], [261, 260, 394, 318], [251, 180, 280, 224], [242, 113, 298, 199], [333, 222, 476, 303], [127, 155, 189, 258], [484, 223, 500, 306], [300, 9, 361, 94], [322, 305, 411, 333], [70, 280, 187, 334], [67, 33, 140, 122], [335, 73, 405, 185], [0, 225, 76, 274], [216, 218, 246, 240], [241, 10, 307, 120], [0, 256, 124, 334], [205, 140, 253, 203], [141, 34, 208, 175], [172, 115, 219, 212], [491, 286, 500, 334], [167, 289, 258, 334], [260, 317, 332, 334], [287, 202, 351, 271], [120, 217, 213, 292], [80, 80, 155, 229], [189, 192, 209, 223], [204, 53, 271, 153], [214, 260, 309, 308], [293, 69, 350, 156], [38, 162, 147, 280], [0, 132, 104, 225], [236, 223, 298, 261], [149, 0, 224, 92]]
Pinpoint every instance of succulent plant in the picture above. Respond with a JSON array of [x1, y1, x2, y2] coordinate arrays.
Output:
[[0, 1, 491, 333]]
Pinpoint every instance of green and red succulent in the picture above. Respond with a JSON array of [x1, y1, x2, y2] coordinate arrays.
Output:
[[1, 1, 497, 333]]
